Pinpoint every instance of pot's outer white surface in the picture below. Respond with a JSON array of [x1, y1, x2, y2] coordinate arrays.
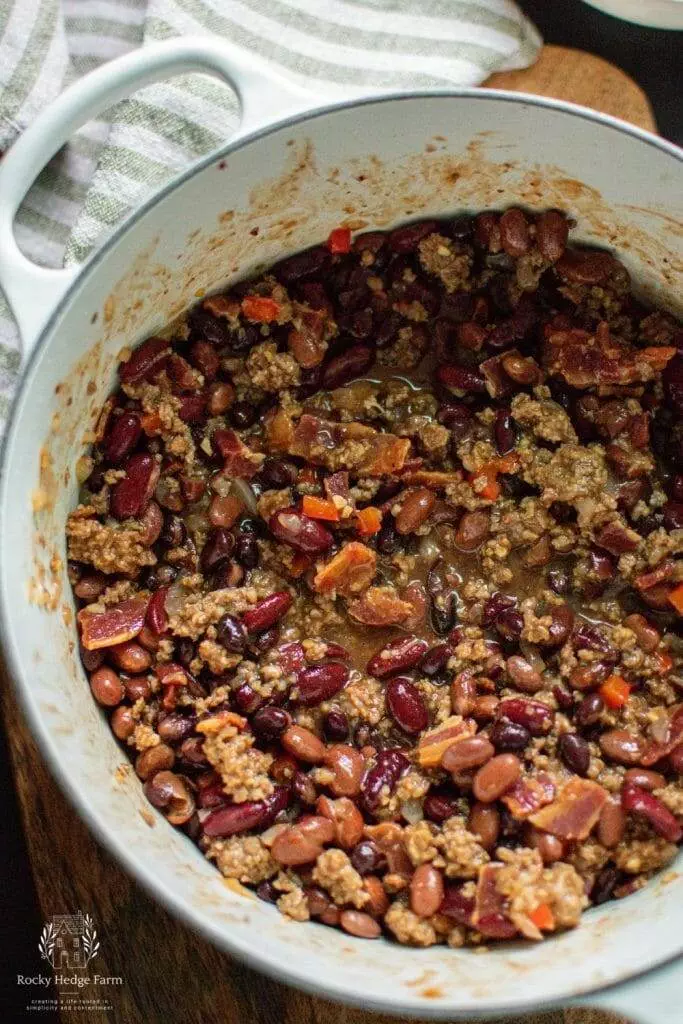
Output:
[[0, 39, 682, 1024]]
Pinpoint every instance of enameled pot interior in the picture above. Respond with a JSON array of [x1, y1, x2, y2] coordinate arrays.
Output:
[[2, 94, 682, 1016]]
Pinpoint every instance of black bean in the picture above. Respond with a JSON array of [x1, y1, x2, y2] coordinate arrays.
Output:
[[494, 408, 516, 455], [350, 840, 385, 876], [176, 638, 195, 668], [235, 533, 259, 569], [495, 609, 524, 641], [216, 613, 247, 653], [547, 569, 569, 595], [252, 706, 290, 740], [489, 718, 530, 751], [200, 528, 234, 573], [260, 457, 298, 489], [558, 733, 590, 776], [575, 693, 604, 728], [160, 513, 187, 548], [256, 880, 279, 904], [376, 519, 401, 555], [229, 401, 258, 429], [591, 866, 619, 905], [323, 710, 349, 742]]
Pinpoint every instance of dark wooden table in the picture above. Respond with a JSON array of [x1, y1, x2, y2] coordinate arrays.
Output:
[[1, 7, 680, 1022]]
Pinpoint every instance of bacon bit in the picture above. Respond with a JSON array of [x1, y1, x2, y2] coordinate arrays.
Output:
[[467, 453, 520, 501], [288, 306, 330, 369], [599, 675, 631, 709], [653, 651, 673, 675], [324, 471, 351, 503], [635, 561, 675, 592], [266, 407, 296, 452], [528, 903, 555, 932], [212, 429, 261, 480], [472, 864, 516, 939], [400, 469, 463, 488], [667, 583, 683, 615], [481, 351, 518, 398], [241, 295, 281, 322], [302, 496, 340, 522], [594, 520, 640, 555], [327, 227, 352, 254], [641, 704, 683, 765], [355, 506, 382, 536], [196, 710, 247, 735], [416, 717, 477, 768], [313, 542, 377, 597], [78, 597, 148, 650], [347, 585, 414, 626], [361, 434, 411, 477], [162, 685, 180, 710], [156, 662, 189, 687], [544, 328, 677, 389], [502, 773, 555, 820], [289, 551, 313, 578], [529, 778, 608, 840], [140, 411, 163, 436]]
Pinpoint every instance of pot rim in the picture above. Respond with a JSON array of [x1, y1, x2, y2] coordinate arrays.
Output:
[[1, 87, 682, 1016]]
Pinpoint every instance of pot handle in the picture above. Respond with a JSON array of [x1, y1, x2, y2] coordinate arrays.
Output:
[[570, 956, 683, 1024], [0, 37, 319, 358]]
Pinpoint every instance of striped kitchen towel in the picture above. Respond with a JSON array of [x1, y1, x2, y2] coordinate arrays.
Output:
[[0, 0, 542, 430]]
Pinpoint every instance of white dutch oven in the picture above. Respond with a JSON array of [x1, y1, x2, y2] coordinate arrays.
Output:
[[0, 38, 682, 1023]]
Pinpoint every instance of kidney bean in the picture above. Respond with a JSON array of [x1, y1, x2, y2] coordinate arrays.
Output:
[[669, 746, 683, 773], [474, 212, 500, 251], [570, 661, 609, 691], [325, 745, 364, 797], [125, 675, 152, 702], [467, 803, 500, 851], [556, 248, 618, 285], [529, 829, 565, 864], [135, 743, 175, 780], [111, 705, 135, 740], [395, 488, 436, 535], [385, 677, 429, 735], [292, 770, 317, 806], [421, 643, 452, 678], [351, 840, 385, 876], [242, 592, 292, 634], [109, 641, 151, 674], [451, 672, 476, 717], [493, 609, 523, 642], [269, 508, 334, 554], [442, 736, 494, 773], [362, 749, 411, 812], [322, 345, 374, 390], [274, 245, 330, 284], [232, 682, 262, 715], [424, 787, 460, 824], [553, 685, 573, 712], [203, 786, 289, 837], [536, 210, 568, 263], [410, 864, 445, 919], [339, 910, 381, 939], [388, 219, 437, 252], [575, 693, 605, 727], [179, 736, 208, 767], [317, 795, 364, 848], [490, 719, 530, 752], [572, 622, 616, 659], [104, 411, 142, 464], [248, 625, 279, 655], [272, 825, 323, 867], [200, 528, 234, 574], [252, 706, 290, 740], [74, 573, 108, 602], [473, 754, 521, 803], [207, 495, 242, 530], [598, 796, 627, 849], [624, 768, 667, 792], [296, 662, 349, 706], [499, 208, 531, 257], [157, 712, 196, 745], [455, 510, 490, 551], [498, 698, 554, 736], [558, 733, 590, 776], [437, 363, 487, 395], [298, 814, 337, 845], [494, 408, 517, 455], [111, 453, 160, 519], [367, 636, 429, 678], [305, 885, 332, 918], [623, 613, 661, 653], [216, 613, 248, 653], [622, 782, 682, 842], [506, 655, 543, 693], [90, 667, 124, 707], [323, 710, 349, 742], [282, 725, 326, 764], [440, 884, 475, 926], [599, 729, 648, 765], [119, 335, 169, 385]]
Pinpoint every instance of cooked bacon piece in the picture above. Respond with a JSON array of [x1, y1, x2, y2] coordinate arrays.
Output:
[[416, 716, 477, 768], [481, 351, 517, 399], [212, 429, 262, 479], [529, 778, 608, 840], [324, 471, 351, 504], [594, 519, 641, 555], [634, 561, 675, 592], [399, 469, 463, 488], [502, 773, 556, 820], [287, 305, 332, 369], [472, 864, 517, 939], [641, 704, 683, 766], [313, 542, 377, 596], [347, 585, 414, 626], [360, 433, 411, 476], [78, 597, 148, 651], [543, 326, 676, 390], [267, 411, 410, 477], [155, 662, 190, 687]]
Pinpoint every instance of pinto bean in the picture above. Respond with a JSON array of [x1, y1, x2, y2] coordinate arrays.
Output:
[[324, 745, 364, 797], [599, 729, 647, 765], [455, 510, 490, 551], [339, 910, 381, 939], [598, 796, 626, 848], [442, 736, 494, 773], [473, 754, 521, 803], [410, 864, 445, 918], [395, 488, 436, 534], [282, 725, 326, 764], [506, 655, 543, 693]]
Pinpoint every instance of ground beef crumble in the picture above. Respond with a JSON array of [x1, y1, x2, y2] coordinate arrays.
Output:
[[68, 208, 682, 949]]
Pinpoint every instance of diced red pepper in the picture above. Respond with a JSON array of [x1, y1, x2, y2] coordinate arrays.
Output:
[[528, 903, 555, 931], [327, 227, 352, 254], [355, 506, 382, 536], [599, 675, 631, 709], [668, 583, 683, 615], [302, 495, 340, 521], [241, 295, 281, 322]]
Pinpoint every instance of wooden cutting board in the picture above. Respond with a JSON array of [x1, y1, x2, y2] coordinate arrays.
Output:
[[1, 45, 653, 1024]]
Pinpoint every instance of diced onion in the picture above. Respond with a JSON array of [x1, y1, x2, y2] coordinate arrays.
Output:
[[401, 798, 424, 824], [231, 478, 258, 514]]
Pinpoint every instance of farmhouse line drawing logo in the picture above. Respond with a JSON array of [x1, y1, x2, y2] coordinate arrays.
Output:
[[38, 913, 100, 970]]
